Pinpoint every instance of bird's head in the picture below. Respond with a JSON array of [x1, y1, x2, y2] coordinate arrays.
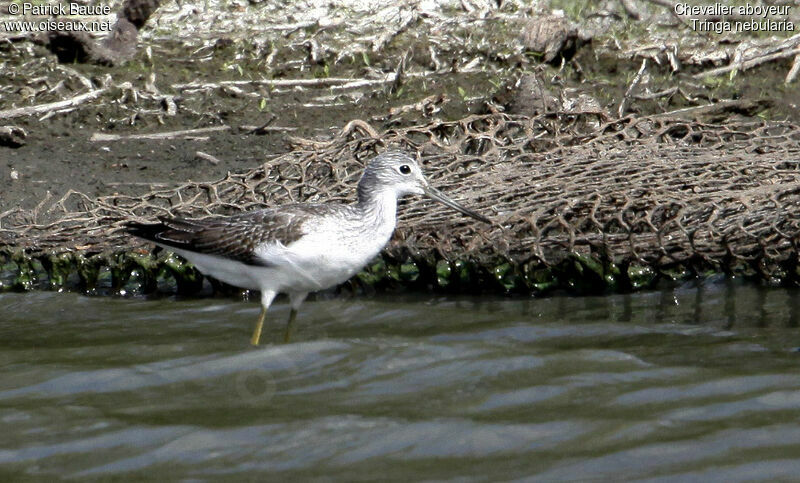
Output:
[[359, 151, 490, 223]]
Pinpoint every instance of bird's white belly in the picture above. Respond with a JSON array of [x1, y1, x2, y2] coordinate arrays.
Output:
[[274, 229, 390, 292], [163, 202, 396, 295], [167, 247, 266, 291], [164, 230, 389, 295]]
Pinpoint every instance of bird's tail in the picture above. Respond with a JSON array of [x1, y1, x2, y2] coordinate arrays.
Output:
[[125, 216, 200, 248]]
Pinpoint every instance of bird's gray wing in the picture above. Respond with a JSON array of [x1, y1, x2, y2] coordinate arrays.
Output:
[[126, 207, 312, 267]]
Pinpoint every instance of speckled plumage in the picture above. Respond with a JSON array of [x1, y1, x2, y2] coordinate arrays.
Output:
[[126, 150, 489, 345], [128, 205, 335, 267]]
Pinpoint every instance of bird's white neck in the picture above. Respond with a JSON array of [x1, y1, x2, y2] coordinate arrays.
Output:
[[357, 187, 399, 234]]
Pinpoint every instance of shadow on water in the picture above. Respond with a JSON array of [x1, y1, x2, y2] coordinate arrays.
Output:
[[2, 279, 800, 480]]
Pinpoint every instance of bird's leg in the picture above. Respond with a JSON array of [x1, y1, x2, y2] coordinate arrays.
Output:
[[251, 290, 276, 346], [283, 308, 298, 343], [251, 306, 267, 346], [283, 292, 309, 343]]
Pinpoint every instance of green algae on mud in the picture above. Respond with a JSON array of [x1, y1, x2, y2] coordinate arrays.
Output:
[[0, 245, 786, 301]]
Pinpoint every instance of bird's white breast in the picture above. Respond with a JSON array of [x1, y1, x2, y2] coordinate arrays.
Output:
[[256, 193, 398, 293]]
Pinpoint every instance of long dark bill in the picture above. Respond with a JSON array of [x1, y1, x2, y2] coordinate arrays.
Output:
[[423, 186, 490, 223]]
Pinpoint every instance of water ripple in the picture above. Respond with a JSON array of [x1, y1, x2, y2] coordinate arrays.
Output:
[[2, 287, 800, 480]]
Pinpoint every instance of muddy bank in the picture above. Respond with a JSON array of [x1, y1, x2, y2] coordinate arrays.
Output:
[[2, 0, 799, 209]]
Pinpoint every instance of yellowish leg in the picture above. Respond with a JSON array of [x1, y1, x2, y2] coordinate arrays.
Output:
[[251, 306, 267, 346], [283, 309, 298, 344]]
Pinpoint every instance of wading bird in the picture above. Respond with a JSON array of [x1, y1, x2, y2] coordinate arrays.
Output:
[[127, 151, 489, 345]]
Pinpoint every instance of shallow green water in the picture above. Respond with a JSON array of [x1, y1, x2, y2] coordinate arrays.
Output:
[[3, 280, 800, 480]]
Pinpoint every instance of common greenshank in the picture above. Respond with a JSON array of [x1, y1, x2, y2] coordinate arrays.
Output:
[[126, 151, 489, 345]]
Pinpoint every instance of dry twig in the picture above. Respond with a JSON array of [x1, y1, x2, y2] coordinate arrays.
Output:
[[195, 151, 221, 165], [786, 54, 800, 84], [89, 126, 231, 142], [695, 47, 800, 79], [0, 87, 109, 120], [619, 59, 647, 117]]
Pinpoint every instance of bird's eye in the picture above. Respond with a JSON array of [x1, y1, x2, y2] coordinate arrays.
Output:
[[398, 165, 411, 175]]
